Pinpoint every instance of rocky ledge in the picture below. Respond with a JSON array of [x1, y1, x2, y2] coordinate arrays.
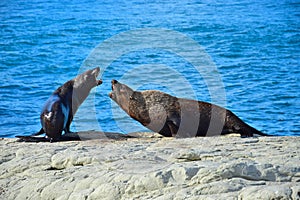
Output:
[[0, 132, 299, 200]]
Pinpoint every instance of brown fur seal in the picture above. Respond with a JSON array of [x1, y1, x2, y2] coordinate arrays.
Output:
[[109, 80, 270, 137], [16, 67, 102, 142]]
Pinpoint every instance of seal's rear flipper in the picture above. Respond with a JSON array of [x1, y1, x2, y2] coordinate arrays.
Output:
[[240, 125, 272, 137]]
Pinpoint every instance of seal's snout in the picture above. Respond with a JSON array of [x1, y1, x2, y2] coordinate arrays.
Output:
[[91, 67, 101, 78], [109, 80, 119, 99], [111, 79, 119, 91], [97, 80, 103, 86], [112, 79, 118, 84]]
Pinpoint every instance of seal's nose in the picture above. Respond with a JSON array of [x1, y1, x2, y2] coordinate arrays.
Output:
[[111, 79, 118, 84]]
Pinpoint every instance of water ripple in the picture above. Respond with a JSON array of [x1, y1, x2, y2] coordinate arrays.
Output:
[[0, 0, 299, 137]]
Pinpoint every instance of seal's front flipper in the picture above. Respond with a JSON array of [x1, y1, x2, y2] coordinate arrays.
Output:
[[16, 134, 80, 142], [16, 136, 50, 142], [166, 118, 179, 137], [16, 131, 81, 142], [167, 122, 178, 137], [15, 128, 46, 142], [165, 113, 180, 137]]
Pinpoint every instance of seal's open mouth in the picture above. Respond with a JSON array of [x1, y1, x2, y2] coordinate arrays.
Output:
[[109, 80, 118, 99], [108, 80, 134, 114], [109, 92, 113, 99], [97, 80, 103, 86]]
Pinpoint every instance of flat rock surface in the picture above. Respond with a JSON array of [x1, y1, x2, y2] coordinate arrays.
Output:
[[0, 132, 299, 200]]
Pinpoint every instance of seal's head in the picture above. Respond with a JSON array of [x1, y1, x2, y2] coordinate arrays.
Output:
[[72, 67, 102, 112], [74, 67, 102, 89], [109, 80, 134, 114]]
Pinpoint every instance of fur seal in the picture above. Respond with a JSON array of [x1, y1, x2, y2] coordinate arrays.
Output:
[[109, 80, 269, 137], [17, 67, 102, 142]]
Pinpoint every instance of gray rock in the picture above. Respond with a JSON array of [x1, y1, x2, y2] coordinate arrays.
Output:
[[0, 134, 299, 199]]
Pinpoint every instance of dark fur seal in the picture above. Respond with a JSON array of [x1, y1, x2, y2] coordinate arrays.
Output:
[[109, 80, 269, 137], [17, 67, 102, 142]]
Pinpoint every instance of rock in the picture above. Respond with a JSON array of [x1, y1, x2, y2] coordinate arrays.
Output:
[[238, 184, 294, 200], [0, 133, 299, 199], [50, 152, 95, 170]]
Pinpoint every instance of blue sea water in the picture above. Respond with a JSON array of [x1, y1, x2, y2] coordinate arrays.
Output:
[[0, 0, 299, 137]]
